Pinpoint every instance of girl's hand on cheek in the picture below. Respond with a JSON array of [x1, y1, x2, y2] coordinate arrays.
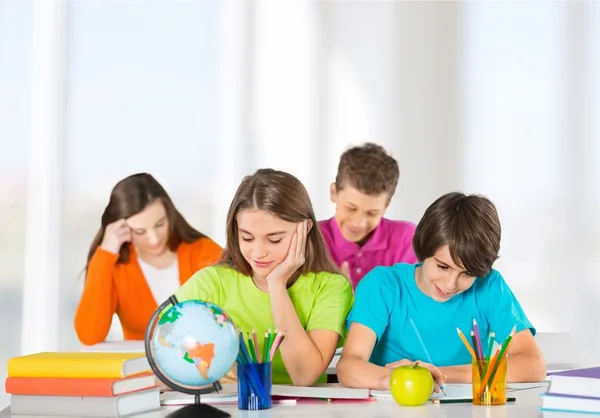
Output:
[[266, 220, 310, 290]]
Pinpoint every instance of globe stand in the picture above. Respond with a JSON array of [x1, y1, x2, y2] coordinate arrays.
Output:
[[145, 296, 236, 418], [165, 382, 230, 418]]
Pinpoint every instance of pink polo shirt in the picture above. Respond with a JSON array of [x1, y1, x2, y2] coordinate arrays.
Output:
[[318, 217, 418, 289]]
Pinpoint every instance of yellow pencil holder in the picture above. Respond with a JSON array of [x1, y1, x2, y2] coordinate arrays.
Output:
[[472, 358, 507, 406]]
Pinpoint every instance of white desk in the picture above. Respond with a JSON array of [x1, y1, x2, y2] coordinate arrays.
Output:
[[0, 385, 568, 418], [78, 333, 600, 376], [1, 333, 591, 416]]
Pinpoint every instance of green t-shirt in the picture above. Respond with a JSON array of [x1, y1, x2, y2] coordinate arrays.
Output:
[[173, 265, 354, 384]]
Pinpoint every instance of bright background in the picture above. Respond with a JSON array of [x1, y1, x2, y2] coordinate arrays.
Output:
[[1, 0, 599, 407]]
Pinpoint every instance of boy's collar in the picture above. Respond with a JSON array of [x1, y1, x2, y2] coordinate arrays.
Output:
[[329, 217, 388, 257]]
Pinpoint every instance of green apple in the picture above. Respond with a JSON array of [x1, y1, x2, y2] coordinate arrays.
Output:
[[389, 363, 434, 406]]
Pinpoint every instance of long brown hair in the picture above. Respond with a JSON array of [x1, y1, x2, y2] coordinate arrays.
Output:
[[220, 168, 339, 276], [86, 173, 206, 272]]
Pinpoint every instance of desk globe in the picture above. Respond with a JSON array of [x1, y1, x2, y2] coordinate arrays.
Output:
[[145, 296, 239, 418]]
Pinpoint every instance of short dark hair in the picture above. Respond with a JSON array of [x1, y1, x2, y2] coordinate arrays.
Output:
[[412, 192, 501, 278], [335, 142, 399, 196]]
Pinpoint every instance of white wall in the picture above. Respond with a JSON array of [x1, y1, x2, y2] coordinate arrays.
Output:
[[321, 1, 600, 351], [58, 1, 221, 350], [321, 1, 462, 222], [0, 0, 31, 408]]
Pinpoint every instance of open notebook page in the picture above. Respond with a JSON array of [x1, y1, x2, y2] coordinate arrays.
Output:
[[371, 382, 548, 400]]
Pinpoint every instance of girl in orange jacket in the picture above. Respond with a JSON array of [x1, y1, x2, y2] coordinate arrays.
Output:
[[74, 173, 222, 345]]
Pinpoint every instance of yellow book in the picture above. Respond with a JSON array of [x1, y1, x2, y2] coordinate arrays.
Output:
[[7, 352, 150, 378]]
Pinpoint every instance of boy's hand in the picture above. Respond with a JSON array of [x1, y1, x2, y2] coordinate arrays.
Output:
[[385, 359, 446, 393], [384, 358, 414, 369]]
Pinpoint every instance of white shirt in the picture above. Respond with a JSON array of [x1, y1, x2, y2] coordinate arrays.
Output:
[[138, 257, 180, 305]]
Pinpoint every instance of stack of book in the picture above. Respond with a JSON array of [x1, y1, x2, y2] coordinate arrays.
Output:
[[5, 352, 160, 417], [542, 366, 600, 414]]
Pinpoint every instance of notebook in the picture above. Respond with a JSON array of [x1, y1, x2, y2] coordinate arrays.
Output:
[[160, 383, 370, 405], [371, 383, 536, 402], [160, 390, 297, 406], [271, 383, 369, 399], [548, 366, 600, 398], [371, 383, 473, 401]]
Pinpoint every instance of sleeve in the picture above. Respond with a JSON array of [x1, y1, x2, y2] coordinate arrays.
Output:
[[305, 274, 354, 344], [192, 238, 223, 271], [346, 266, 397, 342], [173, 266, 222, 307], [483, 270, 535, 342], [74, 247, 119, 345]]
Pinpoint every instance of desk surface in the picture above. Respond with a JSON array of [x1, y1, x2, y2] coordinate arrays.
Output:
[[3, 333, 594, 417], [0, 385, 578, 418]]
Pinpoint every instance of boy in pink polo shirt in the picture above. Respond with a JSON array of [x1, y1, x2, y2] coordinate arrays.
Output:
[[319, 143, 417, 289]]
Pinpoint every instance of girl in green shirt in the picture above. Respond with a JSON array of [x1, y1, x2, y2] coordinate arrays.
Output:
[[174, 168, 353, 385]]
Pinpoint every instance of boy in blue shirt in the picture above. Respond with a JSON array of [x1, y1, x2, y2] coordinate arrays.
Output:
[[337, 192, 546, 391]]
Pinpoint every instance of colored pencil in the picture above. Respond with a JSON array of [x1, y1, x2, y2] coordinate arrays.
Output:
[[460, 323, 517, 402], [252, 329, 261, 363], [410, 319, 446, 396], [472, 319, 484, 360], [261, 332, 269, 363], [485, 331, 496, 360], [268, 328, 277, 349], [498, 326, 516, 360], [481, 330, 496, 377], [456, 328, 477, 360], [237, 330, 268, 399], [264, 329, 273, 362], [470, 331, 480, 360], [269, 331, 285, 361], [433, 397, 515, 404], [471, 330, 485, 377], [238, 331, 253, 364], [485, 326, 516, 391], [477, 347, 501, 395], [247, 335, 257, 363]]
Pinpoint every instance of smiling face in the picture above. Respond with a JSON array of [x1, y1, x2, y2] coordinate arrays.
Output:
[[416, 244, 477, 302], [125, 199, 170, 257], [236, 208, 298, 281], [330, 183, 390, 244]]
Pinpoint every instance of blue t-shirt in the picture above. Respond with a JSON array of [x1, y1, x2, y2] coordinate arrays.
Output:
[[347, 263, 535, 367]]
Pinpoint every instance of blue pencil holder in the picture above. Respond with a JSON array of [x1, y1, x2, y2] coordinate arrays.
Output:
[[237, 362, 272, 410]]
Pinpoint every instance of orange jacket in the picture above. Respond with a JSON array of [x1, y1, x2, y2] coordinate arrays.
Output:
[[74, 238, 222, 345]]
